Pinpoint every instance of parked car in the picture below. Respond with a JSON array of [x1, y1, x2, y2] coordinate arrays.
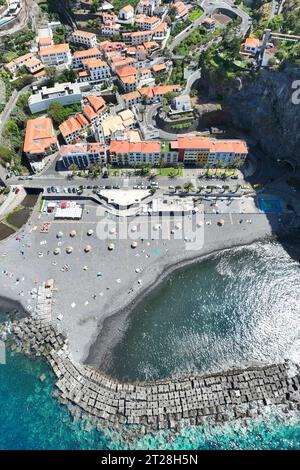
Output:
[[47, 187, 51, 193], [72, 188, 77, 194], [51, 186, 55, 193], [105, 185, 112, 189]]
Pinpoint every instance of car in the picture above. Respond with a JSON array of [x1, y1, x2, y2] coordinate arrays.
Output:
[[113, 185, 120, 189], [102, 172, 109, 178], [56, 187, 60, 193], [63, 187, 68, 193], [51, 186, 55, 193], [169, 185, 175, 190], [15, 187, 20, 194], [231, 175, 238, 179], [105, 185, 112, 189], [87, 185, 92, 189], [18, 176, 24, 180], [47, 187, 51, 193], [72, 188, 76, 194], [93, 185, 98, 190]]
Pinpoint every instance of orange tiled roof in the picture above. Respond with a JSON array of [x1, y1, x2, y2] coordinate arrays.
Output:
[[40, 43, 70, 56], [143, 41, 159, 49], [122, 91, 141, 102], [73, 30, 96, 39], [86, 95, 106, 112], [171, 137, 248, 154], [73, 48, 101, 59], [152, 63, 166, 73], [59, 114, 89, 137], [24, 117, 56, 155], [83, 105, 98, 122], [117, 65, 137, 78], [60, 143, 105, 156], [82, 57, 108, 69], [244, 37, 260, 48], [110, 140, 161, 154]]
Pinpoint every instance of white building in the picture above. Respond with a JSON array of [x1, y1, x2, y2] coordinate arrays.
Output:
[[171, 94, 192, 113], [28, 82, 83, 113], [79, 58, 111, 83], [71, 30, 98, 48], [119, 5, 134, 20], [39, 43, 72, 66], [72, 47, 102, 69], [243, 37, 260, 55]]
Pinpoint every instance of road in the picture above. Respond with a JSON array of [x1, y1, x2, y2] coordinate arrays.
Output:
[[0, 83, 32, 139], [168, 0, 252, 53]]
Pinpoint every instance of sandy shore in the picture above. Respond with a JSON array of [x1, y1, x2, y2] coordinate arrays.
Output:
[[0, 195, 286, 367]]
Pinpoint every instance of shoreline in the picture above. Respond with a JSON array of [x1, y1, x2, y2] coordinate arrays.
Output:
[[85, 234, 278, 373]]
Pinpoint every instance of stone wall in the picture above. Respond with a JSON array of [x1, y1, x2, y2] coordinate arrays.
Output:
[[5, 316, 300, 432]]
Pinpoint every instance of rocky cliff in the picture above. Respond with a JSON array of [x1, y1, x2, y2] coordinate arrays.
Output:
[[201, 64, 300, 161], [228, 64, 300, 161]]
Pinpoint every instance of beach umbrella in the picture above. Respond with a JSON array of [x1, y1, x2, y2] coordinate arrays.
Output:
[[66, 246, 73, 254], [70, 230, 76, 238], [84, 244, 92, 253], [108, 243, 115, 251], [175, 222, 182, 230], [131, 225, 137, 232], [53, 248, 60, 255], [56, 231, 63, 239], [153, 224, 160, 231], [83, 266, 88, 271], [131, 241, 138, 249], [218, 219, 225, 226], [109, 227, 116, 235], [197, 221, 203, 227], [87, 229, 94, 236]]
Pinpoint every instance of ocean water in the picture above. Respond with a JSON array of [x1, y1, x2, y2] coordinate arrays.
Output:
[[1, 239, 300, 449]]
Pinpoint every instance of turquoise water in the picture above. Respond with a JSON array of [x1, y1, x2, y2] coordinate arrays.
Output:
[[0, 351, 300, 449], [1, 240, 300, 449]]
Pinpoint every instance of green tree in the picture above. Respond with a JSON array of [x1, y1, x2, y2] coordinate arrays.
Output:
[[184, 182, 194, 193], [69, 163, 78, 176], [48, 102, 67, 127]]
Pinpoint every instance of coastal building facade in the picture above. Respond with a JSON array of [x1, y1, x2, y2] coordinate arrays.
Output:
[[59, 143, 107, 168]]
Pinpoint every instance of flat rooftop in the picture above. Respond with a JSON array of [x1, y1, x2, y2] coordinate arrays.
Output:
[[99, 189, 150, 206]]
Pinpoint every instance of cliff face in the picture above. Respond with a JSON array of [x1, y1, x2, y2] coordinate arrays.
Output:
[[227, 65, 300, 160], [201, 65, 300, 161]]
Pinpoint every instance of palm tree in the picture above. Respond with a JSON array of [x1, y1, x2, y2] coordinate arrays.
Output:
[[175, 185, 182, 192], [184, 182, 194, 193], [69, 163, 78, 177], [215, 159, 224, 169], [158, 157, 164, 174], [168, 168, 177, 178], [197, 186, 204, 193]]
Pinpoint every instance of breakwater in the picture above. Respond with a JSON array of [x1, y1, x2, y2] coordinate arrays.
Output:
[[4, 313, 300, 432]]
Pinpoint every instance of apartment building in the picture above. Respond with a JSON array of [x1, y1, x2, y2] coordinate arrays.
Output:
[[79, 58, 111, 83], [59, 114, 90, 144], [117, 65, 138, 92], [39, 43, 72, 66], [72, 47, 102, 69], [59, 143, 107, 168], [71, 30, 98, 48], [23, 117, 58, 170], [122, 30, 153, 45], [110, 140, 162, 165], [135, 14, 161, 31], [170, 137, 248, 166], [101, 21, 121, 36]]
